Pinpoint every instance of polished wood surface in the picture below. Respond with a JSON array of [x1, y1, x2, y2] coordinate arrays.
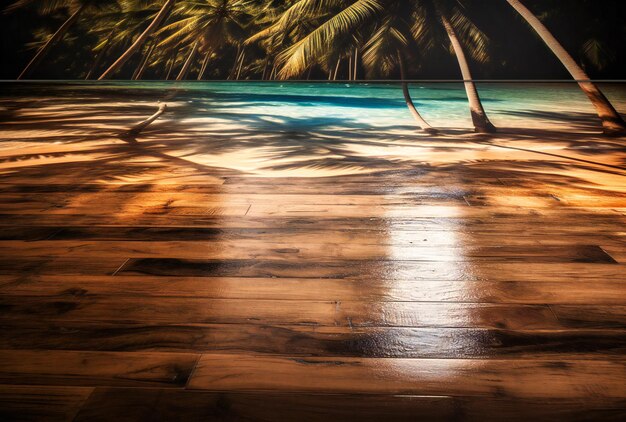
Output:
[[1, 111, 626, 420]]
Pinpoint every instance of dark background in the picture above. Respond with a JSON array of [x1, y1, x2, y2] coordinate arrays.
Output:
[[0, 0, 625, 80]]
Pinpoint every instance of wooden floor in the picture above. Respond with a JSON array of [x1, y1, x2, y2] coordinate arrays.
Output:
[[1, 99, 626, 420]]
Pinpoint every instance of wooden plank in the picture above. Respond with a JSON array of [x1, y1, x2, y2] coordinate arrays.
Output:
[[0, 241, 617, 263], [0, 257, 126, 276], [246, 204, 622, 218], [0, 322, 624, 358], [74, 388, 456, 422], [40, 226, 626, 246], [456, 397, 626, 422], [0, 296, 561, 329], [0, 385, 93, 422], [552, 306, 626, 329], [187, 354, 626, 399], [465, 194, 626, 208], [0, 192, 468, 207], [0, 214, 623, 232], [0, 226, 59, 241], [117, 259, 625, 281], [71, 388, 626, 422], [2, 275, 625, 304], [0, 350, 198, 388]]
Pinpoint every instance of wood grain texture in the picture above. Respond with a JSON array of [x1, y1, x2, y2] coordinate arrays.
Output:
[[0, 350, 199, 388], [0, 385, 93, 422], [72, 389, 626, 422], [1, 107, 625, 419], [74, 388, 458, 422], [0, 296, 562, 329], [188, 354, 626, 399], [0, 240, 618, 262], [0, 322, 625, 358], [2, 275, 624, 304]]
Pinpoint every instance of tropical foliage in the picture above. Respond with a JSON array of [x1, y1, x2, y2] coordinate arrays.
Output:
[[3, 0, 625, 134]]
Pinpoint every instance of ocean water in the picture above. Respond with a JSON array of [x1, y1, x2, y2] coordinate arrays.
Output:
[[2, 81, 626, 132]]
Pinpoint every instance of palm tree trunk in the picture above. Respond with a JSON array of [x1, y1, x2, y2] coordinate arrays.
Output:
[[99, 0, 176, 80], [236, 51, 246, 80], [398, 51, 438, 134], [198, 50, 212, 80], [269, 60, 277, 80], [176, 42, 199, 81], [353, 49, 359, 81], [132, 40, 154, 80], [333, 58, 341, 81], [228, 45, 242, 80], [165, 53, 177, 80], [18, 4, 86, 80], [506, 0, 626, 136], [441, 15, 496, 133], [135, 42, 156, 80], [261, 58, 269, 80], [348, 53, 353, 80], [85, 34, 113, 80]]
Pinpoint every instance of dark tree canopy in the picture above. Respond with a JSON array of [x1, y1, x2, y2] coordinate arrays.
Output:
[[0, 0, 624, 80]]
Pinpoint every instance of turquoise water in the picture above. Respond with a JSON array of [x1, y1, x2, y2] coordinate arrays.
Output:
[[2, 81, 626, 131]]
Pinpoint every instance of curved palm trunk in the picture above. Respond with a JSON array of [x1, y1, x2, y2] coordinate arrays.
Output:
[[99, 0, 176, 80], [441, 15, 496, 134], [398, 52, 438, 134], [18, 4, 86, 80], [506, 0, 626, 136], [176, 42, 199, 81]]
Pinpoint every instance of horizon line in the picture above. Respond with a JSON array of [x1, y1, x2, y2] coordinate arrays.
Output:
[[2, 79, 626, 83]]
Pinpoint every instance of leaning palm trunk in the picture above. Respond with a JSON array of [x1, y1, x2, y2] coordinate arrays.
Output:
[[133, 41, 156, 80], [198, 50, 212, 80], [136, 43, 157, 80], [333, 58, 341, 81], [398, 52, 438, 134], [165, 52, 178, 80], [441, 15, 496, 133], [99, 0, 176, 80], [18, 4, 86, 80], [228, 46, 242, 80], [261, 58, 270, 80], [348, 53, 353, 80], [236, 52, 246, 80], [506, 0, 626, 136], [176, 42, 199, 81], [85, 33, 114, 80]]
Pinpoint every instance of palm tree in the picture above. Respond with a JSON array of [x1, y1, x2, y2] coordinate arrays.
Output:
[[263, 0, 495, 133], [99, 0, 176, 80], [506, 0, 626, 136], [6, 0, 119, 79], [254, 0, 438, 132], [434, 0, 496, 133], [84, 1, 163, 79], [156, 0, 250, 81]]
